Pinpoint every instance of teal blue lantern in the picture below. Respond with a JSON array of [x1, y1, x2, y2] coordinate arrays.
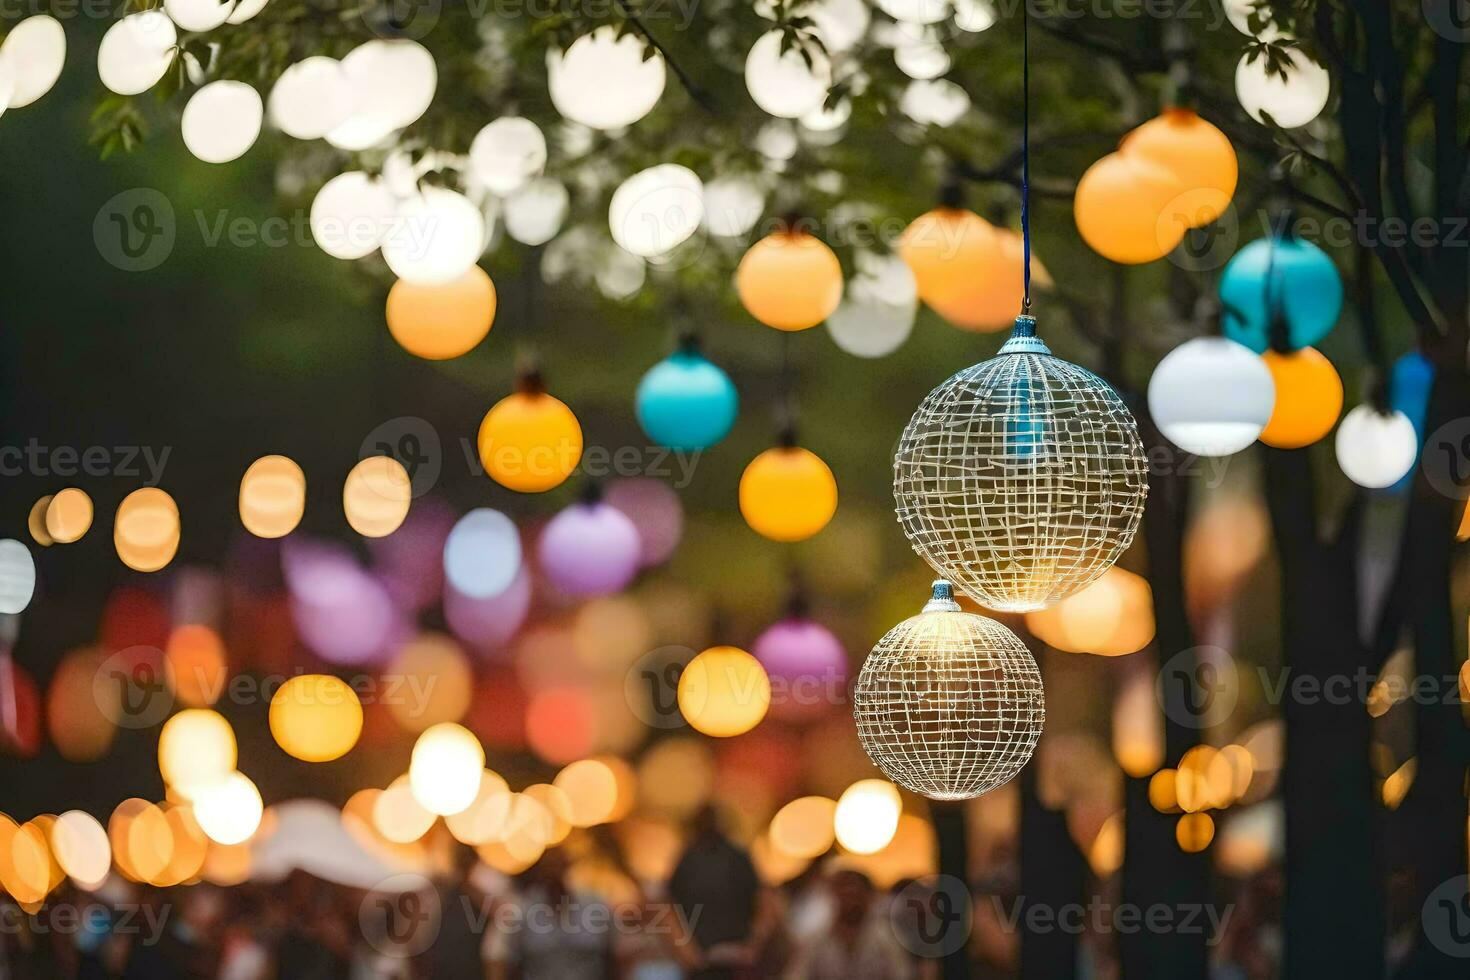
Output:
[[1219, 234, 1343, 353], [635, 339, 739, 451]]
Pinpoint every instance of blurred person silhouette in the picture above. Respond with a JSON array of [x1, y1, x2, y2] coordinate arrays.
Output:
[[785, 869, 912, 980], [484, 848, 614, 980], [273, 871, 350, 979], [668, 804, 783, 979]]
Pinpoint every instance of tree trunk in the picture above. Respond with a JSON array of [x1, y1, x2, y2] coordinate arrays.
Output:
[[1018, 766, 1086, 979], [1264, 448, 1385, 977]]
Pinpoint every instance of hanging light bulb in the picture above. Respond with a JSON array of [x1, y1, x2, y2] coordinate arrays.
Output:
[[635, 335, 739, 451], [1147, 336, 1276, 457], [1219, 233, 1342, 353], [894, 316, 1148, 611], [854, 581, 1045, 800]]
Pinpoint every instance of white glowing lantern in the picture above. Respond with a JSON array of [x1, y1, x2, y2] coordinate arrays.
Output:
[[1223, 0, 1282, 38], [809, 0, 871, 53], [0, 16, 66, 109], [1334, 405, 1418, 489], [894, 29, 950, 80], [954, 0, 998, 32], [826, 253, 919, 358], [192, 771, 264, 845], [381, 187, 486, 285], [1148, 337, 1276, 457], [1235, 48, 1330, 129], [181, 81, 262, 163], [900, 79, 971, 126], [409, 723, 486, 816], [833, 779, 902, 854], [469, 116, 547, 195], [444, 508, 521, 599], [609, 164, 704, 259], [801, 98, 851, 133], [503, 178, 569, 247], [164, 0, 232, 32], [51, 811, 111, 888], [745, 30, 831, 120], [877, 0, 951, 23], [0, 539, 35, 615], [269, 57, 354, 140], [326, 40, 437, 151], [309, 171, 397, 260], [98, 12, 177, 96], [548, 27, 665, 131], [227, 0, 269, 24], [702, 177, 764, 238]]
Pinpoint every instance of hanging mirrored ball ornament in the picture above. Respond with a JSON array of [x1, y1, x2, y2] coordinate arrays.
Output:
[[893, 315, 1148, 611], [854, 580, 1045, 800]]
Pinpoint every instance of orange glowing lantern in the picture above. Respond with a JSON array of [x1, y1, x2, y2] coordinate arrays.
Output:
[[1074, 152, 1187, 265], [1121, 108, 1237, 226], [477, 380, 583, 493], [386, 266, 497, 360], [1259, 347, 1343, 449], [736, 229, 843, 331], [899, 208, 1039, 332], [739, 446, 838, 542]]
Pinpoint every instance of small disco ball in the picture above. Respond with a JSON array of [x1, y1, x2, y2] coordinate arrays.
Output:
[[854, 581, 1044, 800], [893, 315, 1148, 612]]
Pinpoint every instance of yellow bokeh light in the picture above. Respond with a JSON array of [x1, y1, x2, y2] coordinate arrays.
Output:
[[239, 455, 307, 538], [386, 266, 497, 360], [158, 709, 237, 798], [165, 624, 228, 708], [1175, 812, 1215, 852], [768, 796, 837, 860], [343, 456, 412, 538], [477, 389, 584, 493], [409, 722, 485, 816], [1089, 812, 1126, 877], [386, 633, 473, 731], [1148, 769, 1178, 812], [445, 771, 513, 845], [2, 819, 55, 904], [110, 799, 173, 884], [554, 759, 620, 828], [834, 779, 901, 855], [677, 646, 771, 738], [191, 771, 263, 845], [114, 487, 180, 572], [1112, 670, 1164, 778], [636, 738, 714, 817], [735, 229, 844, 332], [45, 488, 93, 544], [739, 447, 838, 542], [50, 810, 111, 888], [28, 495, 54, 546], [269, 674, 363, 762], [202, 840, 253, 886], [751, 832, 811, 886], [1259, 347, 1343, 449], [152, 804, 209, 886], [1027, 567, 1154, 656], [523, 783, 573, 845]]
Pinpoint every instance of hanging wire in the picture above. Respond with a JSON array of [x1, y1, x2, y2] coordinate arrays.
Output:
[[1020, 5, 1031, 315]]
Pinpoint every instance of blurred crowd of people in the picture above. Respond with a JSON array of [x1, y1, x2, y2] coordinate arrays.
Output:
[[0, 806, 1290, 980]]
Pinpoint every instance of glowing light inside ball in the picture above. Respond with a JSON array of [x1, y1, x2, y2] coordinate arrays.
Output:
[[503, 178, 569, 246], [1259, 347, 1342, 449], [50, 811, 111, 888], [239, 455, 306, 538], [310, 171, 397, 260], [736, 229, 844, 331], [158, 709, 237, 798], [0, 15, 65, 108], [182, 80, 263, 164], [477, 388, 583, 493], [900, 78, 971, 126], [164, 0, 232, 31], [326, 40, 436, 150], [0, 539, 35, 615], [45, 487, 93, 544], [702, 177, 765, 238], [537, 500, 643, 598]]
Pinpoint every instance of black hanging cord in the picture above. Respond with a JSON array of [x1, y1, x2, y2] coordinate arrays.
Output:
[[1020, 6, 1032, 315]]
